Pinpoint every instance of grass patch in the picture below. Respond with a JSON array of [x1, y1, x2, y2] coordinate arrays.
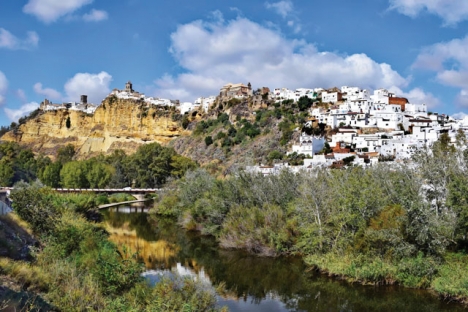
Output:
[[432, 253, 468, 303]]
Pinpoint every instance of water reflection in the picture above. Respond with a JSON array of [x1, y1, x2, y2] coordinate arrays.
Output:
[[101, 205, 468, 312]]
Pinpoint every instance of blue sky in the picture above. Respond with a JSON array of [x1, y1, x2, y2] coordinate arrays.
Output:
[[1, 0, 468, 126]]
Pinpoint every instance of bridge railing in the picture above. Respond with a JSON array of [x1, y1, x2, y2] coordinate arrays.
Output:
[[52, 188, 160, 193]]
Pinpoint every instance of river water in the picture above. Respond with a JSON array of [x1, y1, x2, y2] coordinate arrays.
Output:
[[101, 204, 468, 312]]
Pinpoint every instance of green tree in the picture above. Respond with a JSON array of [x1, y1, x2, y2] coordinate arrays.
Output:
[[0, 158, 14, 186], [267, 150, 284, 162], [170, 155, 198, 178], [41, 162, 63, 187], [86, 160, 115, 188], [205, 136, 213, 146], [125, 143, 176, 188], [10, 181, 58, 234], [297, 96, 313, 111], [60, 161, 90, 188]]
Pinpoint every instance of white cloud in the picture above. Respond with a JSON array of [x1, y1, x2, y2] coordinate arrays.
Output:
[[451, 112, 468, 120], [83, 9, 108, 22], [23, 0, 93, 23], [33, 82, 62, 100], [265, 0, 294, 18], [390, 86, 441, 108], [0, 71, 7, 105], [265, 1, 301, 33], [456, 90, 468, 107], [413, 35, 468, 106], [64, 71, 112, 103], [154, 17, 410, 101], [4, 102, 40, 122], [0, 28, 39, 50], [389, 0, 468, 25]]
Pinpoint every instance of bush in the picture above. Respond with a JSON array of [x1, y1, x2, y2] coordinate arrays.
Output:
[[267, 150, 284, 162], [92, 243, 144, 295], [205, 136, 213, 146], [10, 181, 58, 235]]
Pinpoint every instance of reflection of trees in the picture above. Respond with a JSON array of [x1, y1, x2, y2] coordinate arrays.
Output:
[[103, 211, 466, 312], [105, 224, 180, 269]]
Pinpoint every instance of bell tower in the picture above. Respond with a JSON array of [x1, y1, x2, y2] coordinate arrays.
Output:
[[125, 81, 133, 93]]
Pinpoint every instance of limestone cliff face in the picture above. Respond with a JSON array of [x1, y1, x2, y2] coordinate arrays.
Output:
[[1, 97, 190, 159]]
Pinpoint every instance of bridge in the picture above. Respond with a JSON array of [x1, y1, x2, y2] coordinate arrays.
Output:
[[52, 188, 160, 201], [0, 187, 159, 212]]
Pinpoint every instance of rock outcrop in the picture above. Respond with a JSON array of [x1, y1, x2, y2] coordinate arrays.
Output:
[[1, 97, 190, 159]]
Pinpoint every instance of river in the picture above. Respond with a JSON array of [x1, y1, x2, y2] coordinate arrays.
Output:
[[101, 204, 468, 312]]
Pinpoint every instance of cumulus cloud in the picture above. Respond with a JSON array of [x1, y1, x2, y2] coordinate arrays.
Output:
[[265, 0, 294, 18], [0, 28, 39, 50], [4, 102, 40, 122], [64, 71, 112, 103], [265, 1, 301, 33], [0, 71, 7, 105], [33, 82, 62, 100], [83, 9, 108, 22], [413, 35, 468, 106], [451, 111, 468, 120], [154, 17, 410, 101], [23, 0, 94, 23], [390, 86, 441, 108], [389, 0, 468, 25]]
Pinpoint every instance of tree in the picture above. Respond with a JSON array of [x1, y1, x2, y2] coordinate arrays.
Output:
[[267, 150, 284, 162], [170, 155, 198, 178], [66, 116, 71, 129], [297, 96, 313, 111], [60, 161, 89, 188], [204, 136, 213, 146], [0, 158, 14, 186], [41, 162, 63, 187], [10, 181, 58, 235], [124, 143, 176, 188], [86, 160, 115, 188], [57, 144, 76, 164]]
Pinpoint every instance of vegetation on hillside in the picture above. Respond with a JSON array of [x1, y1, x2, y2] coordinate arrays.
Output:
[[171, 96, 326, 175], [153, 133, 468, 303]]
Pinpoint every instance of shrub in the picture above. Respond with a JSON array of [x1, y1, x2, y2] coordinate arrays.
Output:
[[205, 136, 213, 146]]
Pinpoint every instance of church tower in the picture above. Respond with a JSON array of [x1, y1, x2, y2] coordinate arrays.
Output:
[[125, 81, 133, 93]]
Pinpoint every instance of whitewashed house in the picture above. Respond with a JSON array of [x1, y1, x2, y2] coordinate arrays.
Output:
[[322, 91, 342, 103], [289, 134, 325, 157]]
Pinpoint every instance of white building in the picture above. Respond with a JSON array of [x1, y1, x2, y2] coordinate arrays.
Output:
[[322, 91, 342, 103], [289, 134, 325, 157]]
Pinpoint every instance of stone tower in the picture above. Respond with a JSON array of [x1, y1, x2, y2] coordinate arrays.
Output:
[[125, 81, 133, 93], [80, 95, 88, 104]]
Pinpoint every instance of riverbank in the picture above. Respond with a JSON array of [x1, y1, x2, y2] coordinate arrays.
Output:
[[101, 206, 467, 312], [151, 165, 468, 306], [0, 184, 225, 311]]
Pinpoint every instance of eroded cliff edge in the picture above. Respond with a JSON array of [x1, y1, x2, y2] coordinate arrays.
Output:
[[0, 97, 191, 159]]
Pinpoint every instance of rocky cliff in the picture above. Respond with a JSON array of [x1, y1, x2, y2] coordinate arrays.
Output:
[[0, 97, 190, 159]]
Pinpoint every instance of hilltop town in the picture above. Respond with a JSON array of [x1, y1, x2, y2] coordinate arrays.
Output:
[[33, 79, 468, 173]]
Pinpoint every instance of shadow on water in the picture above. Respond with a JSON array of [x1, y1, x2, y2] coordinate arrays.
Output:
[[101, 205, 468, 312]]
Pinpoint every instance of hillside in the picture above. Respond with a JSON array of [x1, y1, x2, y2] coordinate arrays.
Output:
[[0, 95, 315, 172], [0, 96, 191, 160]]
